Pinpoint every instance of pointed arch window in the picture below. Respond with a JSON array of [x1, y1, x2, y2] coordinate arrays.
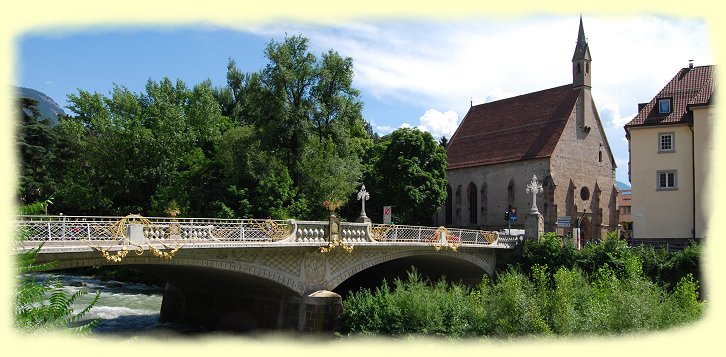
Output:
[[480, 182, 488, 225], [507, 179, 515, 206], [445, 185, 453, 225], [467, 182, 478, 225]]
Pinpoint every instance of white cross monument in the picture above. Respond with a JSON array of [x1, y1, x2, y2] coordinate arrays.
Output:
[[524, 174, 545, 240], [526, 174, 543, 214], [356, 185, 371, 222]]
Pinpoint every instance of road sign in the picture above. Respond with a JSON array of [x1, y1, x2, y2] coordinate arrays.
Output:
[[383, 206, 392, 224], [557, 216, 571, 228]]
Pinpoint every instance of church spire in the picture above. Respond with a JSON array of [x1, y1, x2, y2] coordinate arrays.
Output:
[[572, 15, 592, 89]]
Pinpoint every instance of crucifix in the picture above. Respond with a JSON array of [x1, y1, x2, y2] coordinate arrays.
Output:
[[357, 185, 370, 218], [526, 174, 543, 214]]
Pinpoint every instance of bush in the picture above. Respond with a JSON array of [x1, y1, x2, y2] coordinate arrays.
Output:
[[338, 263, 705, 338]]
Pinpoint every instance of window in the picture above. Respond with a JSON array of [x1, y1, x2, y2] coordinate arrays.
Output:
[[580, 187, 590, 201], [658, 98, 672, 114], [445, 185, 452, 225], [659, 132, 675, 152], [657, 170, 677, 190], [467, 182, 477, 225]]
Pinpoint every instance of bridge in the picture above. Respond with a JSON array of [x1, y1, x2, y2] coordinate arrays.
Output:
[[15, 214, 521, 333]]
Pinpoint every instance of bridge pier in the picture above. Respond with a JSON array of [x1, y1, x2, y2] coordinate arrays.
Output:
[[159, 282, 342, 334]]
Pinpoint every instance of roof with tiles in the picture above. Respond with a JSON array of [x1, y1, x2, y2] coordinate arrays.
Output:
[[446, 84, 581, 170], [626, 65, 715, 128]]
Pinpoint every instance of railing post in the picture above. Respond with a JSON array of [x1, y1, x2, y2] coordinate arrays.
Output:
[[128, 223, 145, 246], [61, 214, 66, 242], [240, 220, 245, 241]]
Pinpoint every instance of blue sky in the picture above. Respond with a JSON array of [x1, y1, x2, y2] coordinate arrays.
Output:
[[16, 15, 713, 185]]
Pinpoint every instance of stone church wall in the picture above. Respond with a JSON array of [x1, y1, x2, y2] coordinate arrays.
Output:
[[550, 95, 618, 240], [438, 157, 551, 231]]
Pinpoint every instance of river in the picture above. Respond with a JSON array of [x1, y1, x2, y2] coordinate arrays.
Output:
[[32, 272, 196, 337]]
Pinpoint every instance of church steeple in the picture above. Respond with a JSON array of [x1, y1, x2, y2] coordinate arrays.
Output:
[[572, 16, 592, 89]]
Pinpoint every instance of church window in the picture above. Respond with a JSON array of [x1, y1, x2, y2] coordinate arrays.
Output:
[[467, 182, 478, 225], [580, 187, 590, 201], [577, 63, 582, 74], [598, 150, 602, 162], [507, 179, 515, 206], [480, 182, 488, 224], [586, 62, 589, 74], [445, 185, 453, 225]]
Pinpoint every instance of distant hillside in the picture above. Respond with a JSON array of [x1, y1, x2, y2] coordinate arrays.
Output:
[[616, 181, 631, 190], [15, 86, 65, 124]]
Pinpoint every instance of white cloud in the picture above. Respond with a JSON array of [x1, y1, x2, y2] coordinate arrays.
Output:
[[243, 16, 711, 184], [375, 125, 394, 134], [599, 103, 636, 129], [386, 109, 459, 139], [416, 109, 459, 139]]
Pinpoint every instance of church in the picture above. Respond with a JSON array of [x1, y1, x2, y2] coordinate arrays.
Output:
[[435, 18, 618, 242]]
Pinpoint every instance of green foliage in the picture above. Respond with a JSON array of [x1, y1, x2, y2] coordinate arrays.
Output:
[[339, 264, 704, 338], [15, 253, 101, 335], [15, 201, 100, 334], [579, 231, 633, 278], [521, 231, 702, 295], [27, 35, 372, 220], [522, 232, 578, 272], [340, 268, 477, 337], [357, 127, 448, 225], [17, 98, 58, 205]]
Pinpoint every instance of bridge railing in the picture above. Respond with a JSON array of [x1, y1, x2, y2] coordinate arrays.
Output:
[[14, 215, 295, 245], [14, 215, 515, 250], [368, 224, 500, 246], [16, 215, 121, 244]]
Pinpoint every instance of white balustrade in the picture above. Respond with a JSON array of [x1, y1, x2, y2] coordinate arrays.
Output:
[[14, 215, 513, 251]]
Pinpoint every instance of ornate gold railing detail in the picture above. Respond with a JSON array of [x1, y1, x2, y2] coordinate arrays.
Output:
[[480, 231, 497, 244], [370, 224, 393, 241], [431, 226, 461, 252], [319, 238, 354, 254], [250, 219, 291, 241], [15, 215, 515, 262], [85, 214, 184, 263]]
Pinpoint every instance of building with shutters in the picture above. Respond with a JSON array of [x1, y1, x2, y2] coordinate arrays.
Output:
[[624, 64, 714, 247]]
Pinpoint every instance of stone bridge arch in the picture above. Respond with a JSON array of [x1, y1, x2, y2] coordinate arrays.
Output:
[[322, 246, 496, 293], [35, 245, 497, 296]]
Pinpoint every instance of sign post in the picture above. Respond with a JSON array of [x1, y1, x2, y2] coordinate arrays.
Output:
[[557, 216, 571, 228], [506, 207, 517, 234], [383, 206, 392, 225]]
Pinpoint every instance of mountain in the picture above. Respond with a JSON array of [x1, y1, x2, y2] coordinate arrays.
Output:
[[616, 181, 631, 190], [15, 86, 65, 124]]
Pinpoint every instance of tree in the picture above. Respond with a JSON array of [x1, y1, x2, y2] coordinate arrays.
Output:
[[219, 35, 371, 219], [17, 98, 58, 205], [365, 128, 448, 225]]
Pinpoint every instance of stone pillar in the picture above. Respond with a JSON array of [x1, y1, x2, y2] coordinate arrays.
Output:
[[525, 212, 544, 241], [299, 290, 342, 334], [329, 214, 340, 242]]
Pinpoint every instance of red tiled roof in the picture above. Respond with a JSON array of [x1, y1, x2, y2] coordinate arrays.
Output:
[[626, 65, 715, 127], [447, 84, 580, 169]]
